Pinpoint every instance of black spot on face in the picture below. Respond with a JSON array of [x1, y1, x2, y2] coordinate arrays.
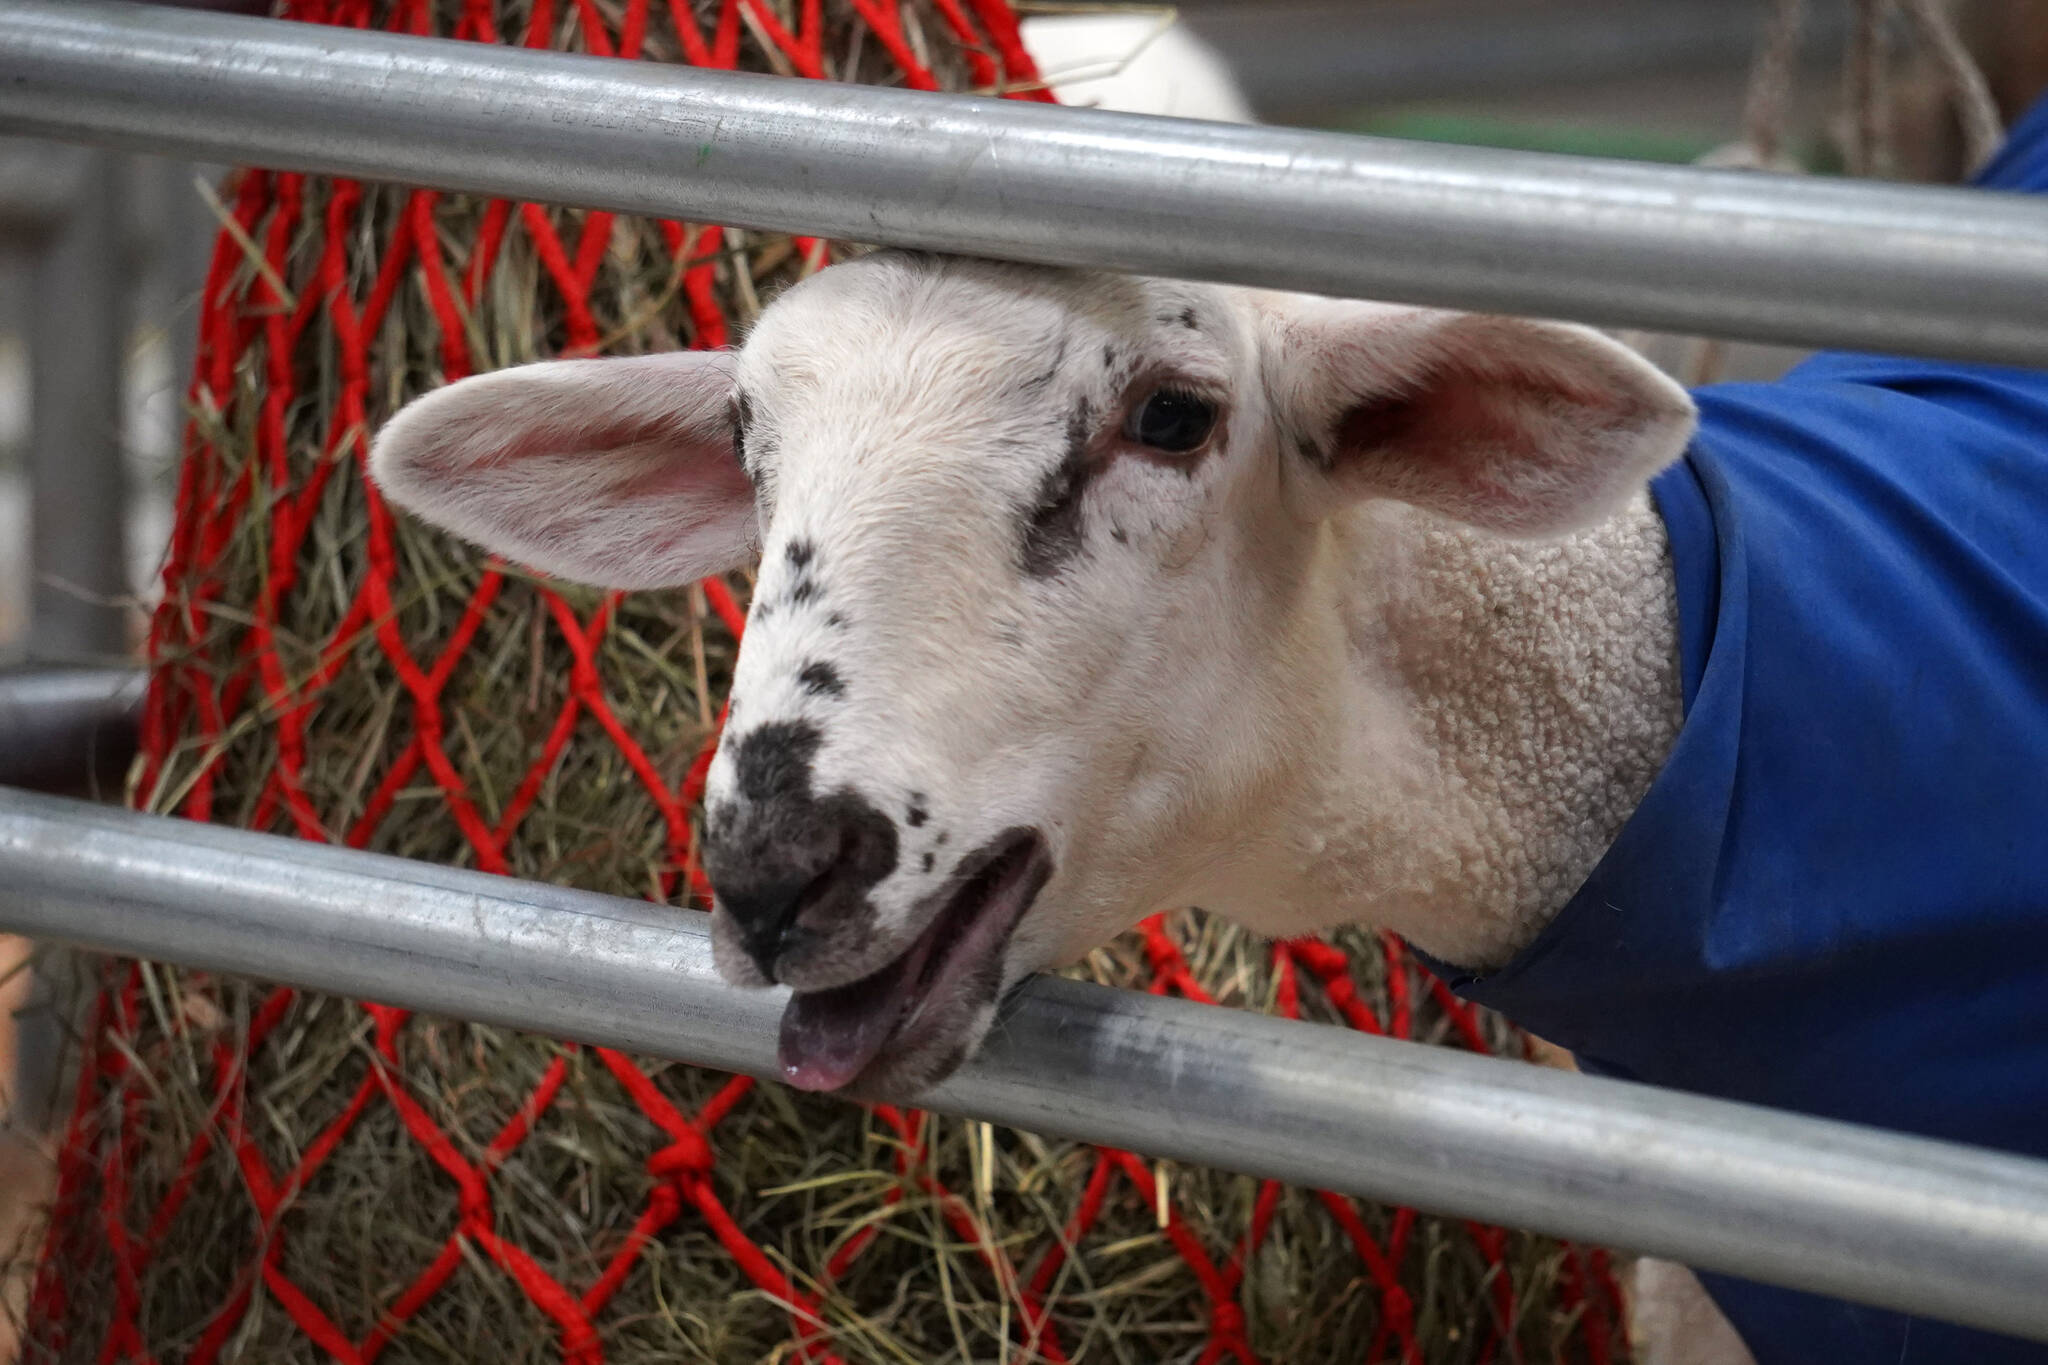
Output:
[[707, 720, 901, 979], [1020, 403, 1095, 578], [779, 540, 822, 612], [936, 831, 949, 845], [922, 852, 935, 873], [1178, 306, 1200, 331], [826, 611, 847, 629], [1102, 344, 1117, 371], [906, 797, 929, 828], [798, 660, 845, 698], [731, 719, 820, 804]]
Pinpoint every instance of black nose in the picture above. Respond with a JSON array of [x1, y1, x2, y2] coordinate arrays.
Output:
[[704, 723, 900, 979]]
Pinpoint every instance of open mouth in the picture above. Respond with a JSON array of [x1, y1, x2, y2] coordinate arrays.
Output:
[[777, 828, 1051, 1093]]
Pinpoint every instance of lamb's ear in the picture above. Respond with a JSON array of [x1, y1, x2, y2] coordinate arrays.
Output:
[[1269, 300, 1695, 537], [368, 351, 754, 589]]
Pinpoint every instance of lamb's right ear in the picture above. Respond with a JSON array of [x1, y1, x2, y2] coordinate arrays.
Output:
[[368, 351, 754, 589]]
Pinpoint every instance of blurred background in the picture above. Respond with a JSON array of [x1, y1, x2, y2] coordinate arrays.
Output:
[[1185, 0, 2045, 168]]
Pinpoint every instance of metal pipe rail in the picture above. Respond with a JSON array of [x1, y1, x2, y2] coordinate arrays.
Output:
[[3, 788, 2047, 1341], [7, 2, 2048, 367], [0, 667, 143, 793]]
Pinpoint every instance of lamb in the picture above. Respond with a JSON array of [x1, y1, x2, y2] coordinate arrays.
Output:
[[366, 81, 2048, 1365], [369, 253, 1695, 1092], [370, 226, 2048, 1365]]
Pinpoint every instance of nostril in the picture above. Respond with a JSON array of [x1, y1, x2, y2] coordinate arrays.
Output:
[[741, 926, 787, 984], [720, 862, 830, 980], [714, 803, 896, 979], [703, 764, 903, 982], [767, 818, 881, 954], [773, 855, 848, 954]]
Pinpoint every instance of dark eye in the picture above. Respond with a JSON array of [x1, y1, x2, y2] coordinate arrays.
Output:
[[1123, 389, 1216, 453]]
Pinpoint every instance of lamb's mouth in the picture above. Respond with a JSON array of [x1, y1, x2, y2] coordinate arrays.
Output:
[[777, 828, 1051, 1094]]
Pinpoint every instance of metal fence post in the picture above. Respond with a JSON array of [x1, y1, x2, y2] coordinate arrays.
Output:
[[26, 148, 130, 662]]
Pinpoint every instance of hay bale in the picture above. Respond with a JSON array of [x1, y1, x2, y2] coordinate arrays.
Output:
[[7, 2, 1630, 1360]]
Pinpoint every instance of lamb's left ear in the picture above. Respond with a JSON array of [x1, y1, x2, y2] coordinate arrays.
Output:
[[1269, 300, 1696, 537]]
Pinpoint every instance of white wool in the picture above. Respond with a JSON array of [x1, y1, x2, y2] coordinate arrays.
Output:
[[1223, 492, 1683, 968]]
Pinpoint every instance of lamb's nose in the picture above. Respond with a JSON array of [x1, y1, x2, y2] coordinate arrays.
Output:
[[709, 810, 881, 979], [703, 723, 901, 981], [712, 802, 897, 982]]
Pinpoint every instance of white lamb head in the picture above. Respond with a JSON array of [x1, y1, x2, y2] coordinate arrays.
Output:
[[370, 250, 1695, 1097]]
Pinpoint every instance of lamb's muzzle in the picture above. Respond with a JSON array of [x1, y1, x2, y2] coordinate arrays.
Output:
[[702, 719, 900, 983], [773, 827, 1051, 1094]]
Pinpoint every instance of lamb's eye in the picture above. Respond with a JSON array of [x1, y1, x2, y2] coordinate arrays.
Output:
[[1124, 389, 1216, 454]]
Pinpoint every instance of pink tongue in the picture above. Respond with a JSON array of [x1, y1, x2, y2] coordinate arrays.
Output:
[[778, 953, 918, 1092]]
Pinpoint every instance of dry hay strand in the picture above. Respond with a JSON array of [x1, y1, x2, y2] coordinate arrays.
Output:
[[7, 1, 1629, 1360]]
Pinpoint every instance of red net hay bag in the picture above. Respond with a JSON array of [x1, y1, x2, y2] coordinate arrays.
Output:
[[10, 2, 1630, 1361]]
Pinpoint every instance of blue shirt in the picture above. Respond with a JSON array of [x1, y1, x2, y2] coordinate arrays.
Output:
[[1432, 97, 2048, 1364]]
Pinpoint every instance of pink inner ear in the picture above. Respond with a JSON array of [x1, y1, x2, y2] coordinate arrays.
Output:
[[614, 437, 752, 501], [499, 408, 749, 506], [1337, 356, 1638, 524], [500, 415, 674, 472]]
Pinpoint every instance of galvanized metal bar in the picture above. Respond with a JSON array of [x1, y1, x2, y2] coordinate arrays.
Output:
[[5, 2, 2048, 366], [0, 669, 144, 1128], [2, 787, 2045, 1341], [0, 666, 144, 793]]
